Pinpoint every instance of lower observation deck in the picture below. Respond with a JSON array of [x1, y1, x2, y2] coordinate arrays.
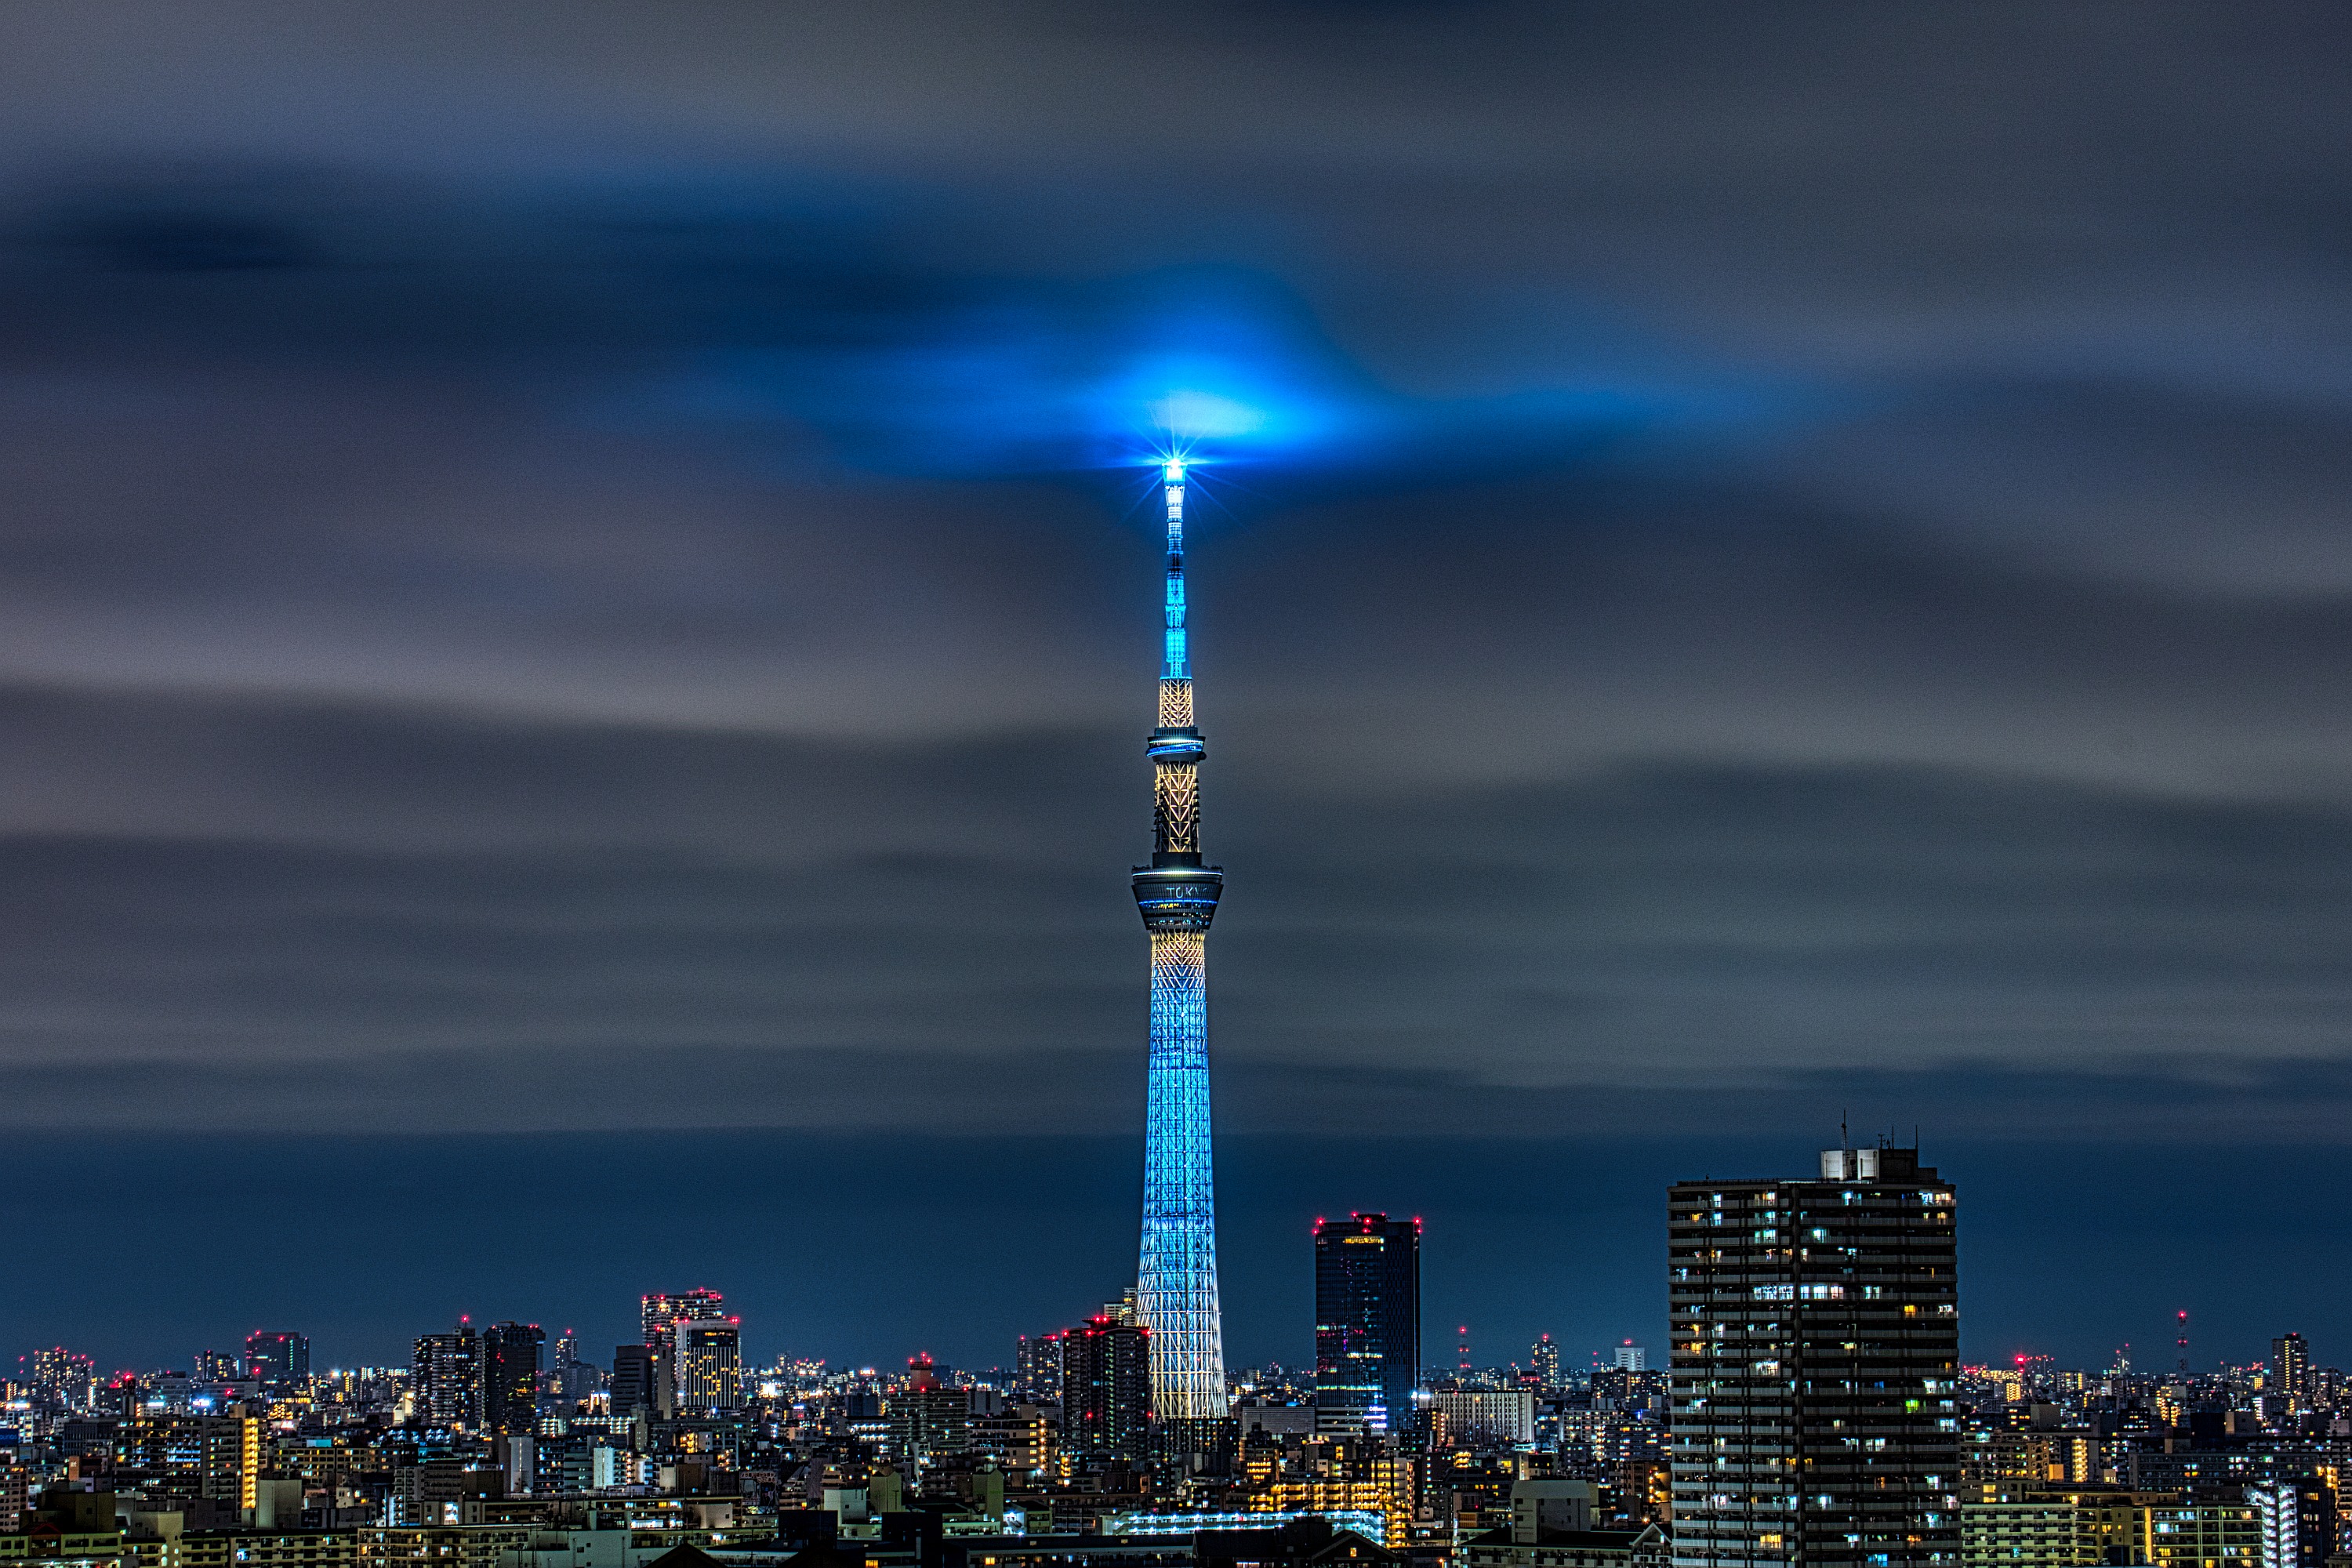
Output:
[[1133, 866, 1223, 931]]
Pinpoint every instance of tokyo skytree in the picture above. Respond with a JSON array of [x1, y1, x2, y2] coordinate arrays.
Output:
[[1131, 455, 1229, 1428]]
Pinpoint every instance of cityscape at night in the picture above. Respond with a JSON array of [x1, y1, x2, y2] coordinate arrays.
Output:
[[5, 1218, 2352, 1568], [3, 5, 2352, 1568]]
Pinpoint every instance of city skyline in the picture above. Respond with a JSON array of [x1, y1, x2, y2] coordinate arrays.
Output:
[[2, 0, 2351, 1470], [5, 1130, 2350, 1568], [10, 1129, 2343, 1379], [0, 10, 2347, 1568], [18, 1138, 2338, 1394]]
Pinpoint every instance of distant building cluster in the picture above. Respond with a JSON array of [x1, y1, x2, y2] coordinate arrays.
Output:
[[0, 1212, 1676, 1568], [1944, 1325, 2351, 1568], [5, 1139, 2339, 1568]]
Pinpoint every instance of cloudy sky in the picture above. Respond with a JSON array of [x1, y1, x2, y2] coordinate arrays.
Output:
[[2, 2, 2350, 1371]]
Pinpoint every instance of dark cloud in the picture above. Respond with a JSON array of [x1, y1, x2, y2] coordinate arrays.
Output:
[[1765, 379, 2352, 594], [1, 685, 2347, 1144], [0, 0, 2345, 1356]]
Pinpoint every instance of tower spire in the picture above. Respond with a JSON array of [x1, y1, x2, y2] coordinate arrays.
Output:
[[1131, 454, 1229, 1438]]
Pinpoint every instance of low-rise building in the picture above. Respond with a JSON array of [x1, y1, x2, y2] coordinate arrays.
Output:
[[1958, 1489, 2261, 1568], [2143, 1498, 2259, 1568], [1459, 1523, 1667, 1568]]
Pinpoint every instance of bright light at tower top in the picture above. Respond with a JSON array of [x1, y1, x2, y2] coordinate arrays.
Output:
[[1163, 458, 1185, 482]]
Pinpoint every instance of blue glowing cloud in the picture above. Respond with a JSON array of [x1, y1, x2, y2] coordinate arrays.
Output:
[[626, 265, 1802, 485]]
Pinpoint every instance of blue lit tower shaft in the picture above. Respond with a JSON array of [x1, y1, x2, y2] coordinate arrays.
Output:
[[1131, 457, 1229, 1425]]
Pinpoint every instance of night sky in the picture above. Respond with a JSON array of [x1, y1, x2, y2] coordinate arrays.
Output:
[[3, 3, 2351, 1379]]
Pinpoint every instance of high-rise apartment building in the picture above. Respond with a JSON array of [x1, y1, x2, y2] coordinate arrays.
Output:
[[640, 1289, 720, 1417], [1015, 1332, 1065, 1407], [892, 1353, 975, 1463], [1669, 1144, 1960, 1568], [641, 1290, 724, 1363], [2143, 1498, 2259, 1568], [412, 1322, 482, 1428], [2270, 1335, 2310, 1418], [29, 1348, 95, 1410], [677, 1319, 742, 1415], [2254, 1479, 2335, 1568], [1062, 1314, 1152, 1465], [480, 1323, 543, 1436], [243, 1332, 308, 1388], [1530, 1335, 1562, 1390], [972, 1406, 1054, 1479], [1313, 1213, 1421, 1436], [120, 1412, 259, 1505]]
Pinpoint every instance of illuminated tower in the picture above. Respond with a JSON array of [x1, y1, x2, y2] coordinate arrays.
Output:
[[1131, 455, 1229, 1431]]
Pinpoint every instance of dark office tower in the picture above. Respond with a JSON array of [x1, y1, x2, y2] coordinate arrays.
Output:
[[2272, 1334, 2311, 1417], [243, 1332, 308, 1388], [1015, 1333, 1065, 1406], [412, 1321, 482, 1428], [481, 1323, 544, 1436], [610, 1345, 657, 1417], [1668, 1145, 1959, 1568], [1313, 1213, 1421, 1436], [1061, 1315, 1152, 1464]]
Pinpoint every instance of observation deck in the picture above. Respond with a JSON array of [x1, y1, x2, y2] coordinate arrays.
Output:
[[1132, 864, 1223, 931]]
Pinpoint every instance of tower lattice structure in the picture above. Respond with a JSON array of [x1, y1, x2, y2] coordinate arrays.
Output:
[[1131, 456, 1229, 1428]]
